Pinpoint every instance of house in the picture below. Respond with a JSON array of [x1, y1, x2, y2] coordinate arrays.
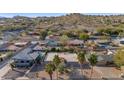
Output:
[[30, 41, 38, 44], [12, 47, 45, 67], [39, 41, 47, 46], [86, 50, 114, 65], [95, 39, 111, 45], [18, 36, 39, 42], [0, 43, 10, 52], [46, 40, 59, 47], [45, 35, 60, 41], [27, 32, 40, 36], [113, 38, 124, 46], [67, 39, 84, 46], [0, 43, 21, 52], [0, 43, 20, 52], [45, 35, 60, 46], [0, 40, 8, 45], [14, 42, 28, 47], [97, 54, 114, 65], [32, 44, 47, 52], [32, 41, 60, 52], [93, 39, 112, 49], [6, 45, 21, 52]]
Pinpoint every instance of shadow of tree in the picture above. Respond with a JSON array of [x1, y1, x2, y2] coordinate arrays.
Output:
[[68, 67, 89, 80]]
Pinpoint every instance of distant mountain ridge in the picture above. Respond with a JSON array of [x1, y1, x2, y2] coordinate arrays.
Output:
[[1, 13, 124, 33]]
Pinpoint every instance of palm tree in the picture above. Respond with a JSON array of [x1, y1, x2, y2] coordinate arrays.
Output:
[[58, 58, 68, 75], [45, 63, 55, 80], [77, 52, 85, 78], [57, 64, 66, 74], [53, 55, 61, 80], [88, 54, 97, 79]]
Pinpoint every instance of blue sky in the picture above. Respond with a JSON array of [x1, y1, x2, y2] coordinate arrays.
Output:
[[0, 13, 67, 18], [0, 13, 123, 18]]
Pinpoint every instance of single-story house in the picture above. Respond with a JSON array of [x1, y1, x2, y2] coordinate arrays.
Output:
[[30, 41, 39, 44], [113, 38, 124, 46], [95, 39, 111, 45], [67, 39, 84, 46], [27, 32, 40, 36], [86, 50, 114, 65], [0, 40, 8, 45], [32, 44, 47, 52], [0, 43, 10, 52], [6, 45, 21, 52], [39, 41, 47, 46], [46, 40, 61, 47], [45, 35, 61, 47], [14, 42, 28, 47], [97, 54, 114, 65], [12, 47, 45, 67], [18, 36, 39, 42], [45, 35, 60, 41], [0, 43, 21, 52]]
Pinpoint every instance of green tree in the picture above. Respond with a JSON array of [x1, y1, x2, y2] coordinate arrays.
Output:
[[60, 35, 69, 45], [79, 33, 89, 41], [118, 32, 124, 38], [97, 28, 123, 36], [88, 54, 97, 79], [47, 31, 53, 35], [63, 31, 74, 38], [40, 31, 47, 40], [53, 55, 61, 79], [57, 63, 68, 75], [58, 58, 68, 74], [45, 63, 55, 80], [56, 58, 69, 79], [77, 52, 85, 78], [114, 48, 124, 68]]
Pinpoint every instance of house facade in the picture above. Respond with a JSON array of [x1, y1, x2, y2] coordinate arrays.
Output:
[[12, 47, 45, 67]]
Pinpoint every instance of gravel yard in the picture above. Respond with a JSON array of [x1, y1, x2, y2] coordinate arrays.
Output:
[[45, 52, 78, 62], [94, 66, 122, 79]]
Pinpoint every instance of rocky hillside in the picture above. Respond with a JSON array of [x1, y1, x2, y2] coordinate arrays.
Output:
[[33, 13, 124, 33]]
